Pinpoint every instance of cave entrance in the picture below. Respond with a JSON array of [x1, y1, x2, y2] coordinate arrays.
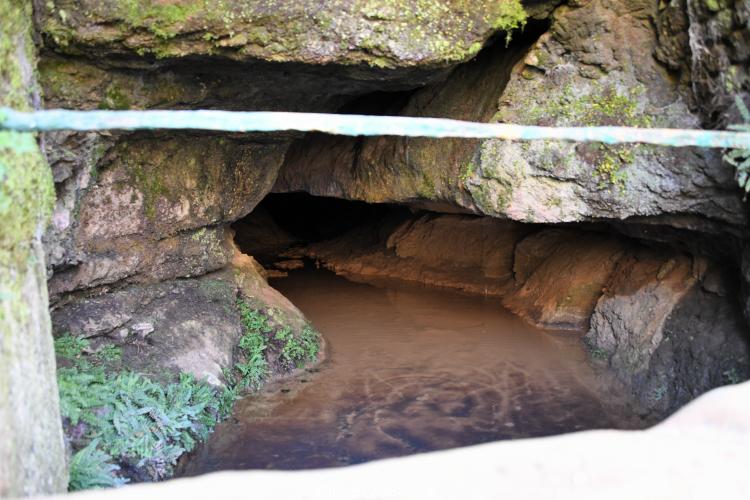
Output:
[[232, 192, 410, 266], [179, 193, 657, 474]]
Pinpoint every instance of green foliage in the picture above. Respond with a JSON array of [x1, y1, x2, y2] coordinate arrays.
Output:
[[54, 334, 89, 360], [56, 301, 321, 491], [55, 333, 122, 365], [217, 384, 240, 418], [275, 324, 320, 369], [58, 366, 227, 478], [56, 334, 233, 488], [68, 440, 128, 491], [235, 298, 321, 375], [97, 344, 122, 362], [235, 298, 270, 389], [237, 299, 272, 334], [300, 325, 321, 363], [724, 96, 750, 197]]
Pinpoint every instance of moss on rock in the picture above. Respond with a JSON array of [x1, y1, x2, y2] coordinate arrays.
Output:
[[0, 0, 66, 496], [40, 0, 527, 68]]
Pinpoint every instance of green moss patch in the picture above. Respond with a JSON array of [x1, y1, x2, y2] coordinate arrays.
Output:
[[0, 132, 55, 324], [525, 84, 654, 192]]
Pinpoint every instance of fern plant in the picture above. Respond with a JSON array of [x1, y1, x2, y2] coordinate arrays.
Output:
[[56, 335, 233, 487], [724, 95, 750, 197], [54, 334, 89, 360], [68, 440, 127, 491], [55, 300, 321, 491], [235, 298, 270, 388]]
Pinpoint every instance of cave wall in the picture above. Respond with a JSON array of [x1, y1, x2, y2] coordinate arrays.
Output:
[[40, 0, 750, 315], [281, 209, 749, 417], [33, 0, 750, 408], [28, 1, 543, 488], [0, 1, 67, 496], [275, 0, 746, 233]]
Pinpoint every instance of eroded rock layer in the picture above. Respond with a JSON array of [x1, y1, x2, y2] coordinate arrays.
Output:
[[242, 205, 749, 418]]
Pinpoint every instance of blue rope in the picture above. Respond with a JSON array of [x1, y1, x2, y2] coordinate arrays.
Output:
[[1, 107, 749, 149]]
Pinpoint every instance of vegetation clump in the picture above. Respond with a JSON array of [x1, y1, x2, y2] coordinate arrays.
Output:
[[233, 299, 270, 389], [55, 296, 321, 491], [55, 335, 235, 490], [229, 297, 321, 388]]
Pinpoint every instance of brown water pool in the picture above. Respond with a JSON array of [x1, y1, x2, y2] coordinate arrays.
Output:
[[178, 269, 635, 475]]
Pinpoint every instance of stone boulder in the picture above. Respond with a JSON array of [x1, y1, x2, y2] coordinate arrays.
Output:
[[503, 229, 624, 330], [586, 255, 750, 416], [37, 0, 527, 70], [46, 133, 286, 299], [52, 244, 318, 386]]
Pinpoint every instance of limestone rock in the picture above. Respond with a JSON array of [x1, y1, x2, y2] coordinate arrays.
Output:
[[468, 0, 745, 227], [276, 0, 746, 233], [303, 213, 526, 296], [38, 0, 528, 70], [275, 33, 532, 209], [585, 253, 750, 416], [0, 1, 67, 495], [502, 229, 625, 330], [51, 247, 316, 386], [45, 134, 286, 298]]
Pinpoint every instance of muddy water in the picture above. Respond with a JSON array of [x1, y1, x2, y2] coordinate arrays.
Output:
[[180, 269, 632, 474]]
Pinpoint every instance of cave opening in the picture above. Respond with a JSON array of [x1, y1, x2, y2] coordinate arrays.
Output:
[[12, 0, 750, 493], [175, 190, 746, 474]]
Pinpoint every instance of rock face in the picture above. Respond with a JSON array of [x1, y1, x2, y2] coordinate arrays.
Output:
[[586, 254, 750, 415], [275, 0, 746, 233], [0, 1, 67, 496], [274, 29, 537, 211], [45, 132, 285, 298], [300, 212, 526, 296], [52, 244, 317, 388], [503, 229, 624, 330], [37, 0, 527, 69], [654, 0, 750, 128], [35, 0, 532, 307], [466, 0, 744, 229]]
